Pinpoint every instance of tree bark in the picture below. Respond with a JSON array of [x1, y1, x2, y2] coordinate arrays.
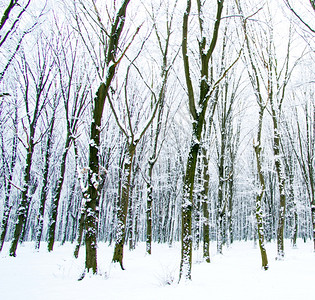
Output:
[[254, 138, 269, 270], [201, 146, 210, 262], [47, 135, 72, 252], [179, 0, 224, 281], [0, 104, 18, 252], [35, 111, 55, 249], [112, 144, 135, 269], [270, 107, 286, 260], [9, 138, 34, 256]]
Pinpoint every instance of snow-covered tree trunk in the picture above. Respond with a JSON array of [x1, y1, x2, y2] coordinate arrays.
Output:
[[35, 104, 56, 250], [201, 146, 210, 263], [146, 161, 154, 254], [235, 1, 270, 270], [253, 110, 269, 270], [112, 144, 135, 269], [0, 101, 18, 252], [47, 135, 72, 252], [179, 0, 228, 281], [273, 126, 287, 259], [9, 40, 53, 256], [47, 28, 89, 252], [84, 82, 107, 273], [9, 129, 36, 257], [216, 119, 227, 255]]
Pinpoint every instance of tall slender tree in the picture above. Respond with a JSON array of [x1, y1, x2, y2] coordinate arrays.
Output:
[[73, 0, 132, 275], [9, 38, 56, 256], [236, 0, 269, 269], [35, 95, 59, 249], [0, 92, 18, 252], [145, 0, 178, 255], [179, 0, 240, 281], [47, 27, 89, 252]]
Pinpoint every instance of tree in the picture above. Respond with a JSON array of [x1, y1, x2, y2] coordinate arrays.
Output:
[[286, 90, 315, 249], [34, 93, 59, 250], [236, 0, 269, 269], [9, 37, 56, 256], [214, 63, 242, 254], [110, 53, 166, 269], [73, 0, 132, 275], [0, 89, 18, 252], [179, 0, 240, 281], [46, 26, 89, 252], [144, 0, 178, 255]]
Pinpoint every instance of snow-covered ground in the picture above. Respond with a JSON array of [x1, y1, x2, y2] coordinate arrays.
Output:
[[0, 240, 314, 300]]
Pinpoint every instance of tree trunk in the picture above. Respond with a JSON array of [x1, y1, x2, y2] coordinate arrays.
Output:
[[9, 141, 34, 257], [201, 146, 210, 262], [254, 144, 269, 270], [83, 0, 131, 275], [271, 116, 286, 260], [74, 199, 86, 259], [35, 113, 55, 250], [180, 131, 200, 281], [179, 0, 224, 281], [112, 144, 135, 269], [217, 129, 226, 254], [20, 177, 38, 242], [0, 114, 17, 251], [146, 162, 154, 254], [84, 83, 108, 273], [0, 205, 12, 252], [47, 135, 72, 252]]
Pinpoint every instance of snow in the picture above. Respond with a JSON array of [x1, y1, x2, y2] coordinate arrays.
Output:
[[1, 240, 315, 300]]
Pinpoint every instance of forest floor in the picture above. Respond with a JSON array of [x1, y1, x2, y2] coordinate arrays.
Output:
[[0, 239, 314, 300]]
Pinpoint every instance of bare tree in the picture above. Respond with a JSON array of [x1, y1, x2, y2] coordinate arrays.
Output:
[[110, 57, 166, 269], [214, 64, 242, 254], [235, 0, 269, 269], [285, 92, 315, 249], [73, 0, 132, 275], [143, 0, 178, 255], [46, 26, 89, 253], [34, 94, 59, 250], [296, 100, 315, 250], [0, 91, 18, 251], [179, 0, 241, 281], [9, 37, 56, 256]]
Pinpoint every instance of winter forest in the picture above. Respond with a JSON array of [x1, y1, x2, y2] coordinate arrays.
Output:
[[0, 0, 315, 297]]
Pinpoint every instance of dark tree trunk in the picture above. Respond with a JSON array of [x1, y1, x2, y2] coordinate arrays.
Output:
[[201, 146, 210, 262], [0, 111, 17, 251], [179, 0, 225, 281], [35, 113, 55, 250], [9, 141, 34, 257], [82, 0, 131, 275], [146, 162, 154, 254], [112, 144, 135, 269], [84, 83, 107, 273], [254, 143, 269, 270], [180, 139, 199, 281], [47, 135, 72, 252], [74, 200, 86, 259]]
